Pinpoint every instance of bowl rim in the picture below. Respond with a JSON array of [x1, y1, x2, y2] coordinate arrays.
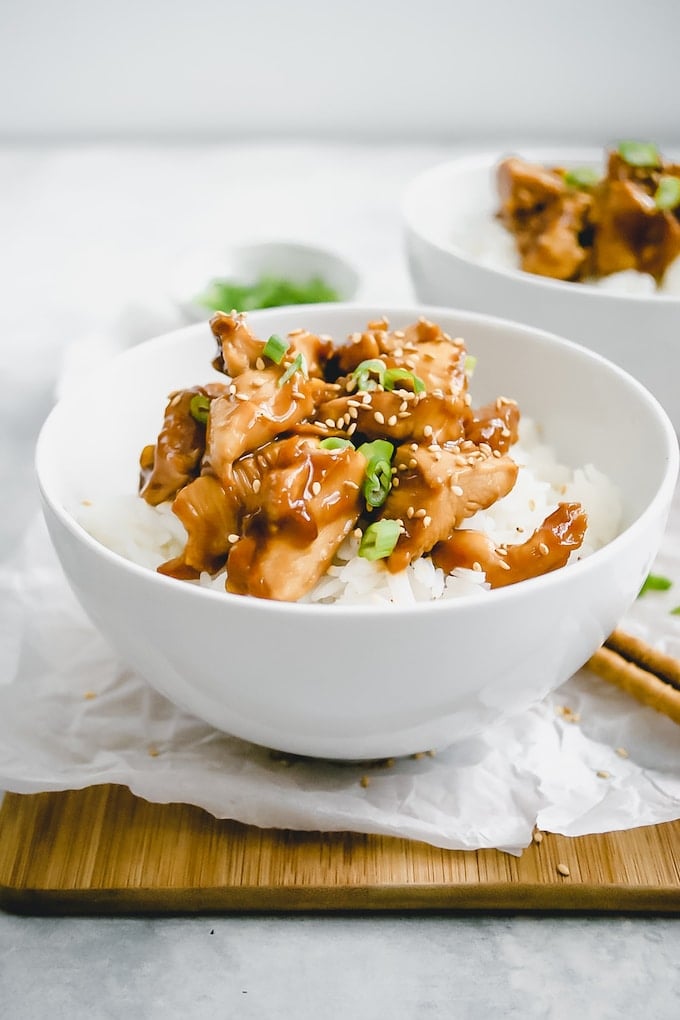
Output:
[[402, 147, 680, 306], [36, 303, 680, 619]]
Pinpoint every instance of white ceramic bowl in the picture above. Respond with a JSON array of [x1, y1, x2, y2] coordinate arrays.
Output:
[[171, 239, 362, 320], [36, 304, 678, 760], [402, 150, 680, 433]]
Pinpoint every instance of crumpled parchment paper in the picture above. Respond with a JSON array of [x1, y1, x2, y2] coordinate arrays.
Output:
[[1, 498, 679, 856]]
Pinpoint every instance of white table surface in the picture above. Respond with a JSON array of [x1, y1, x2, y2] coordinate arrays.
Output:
[[1, 142, 679, 1019]]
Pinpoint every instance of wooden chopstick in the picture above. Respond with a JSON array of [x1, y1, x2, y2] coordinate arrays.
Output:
[[587, 630, 680, 726]]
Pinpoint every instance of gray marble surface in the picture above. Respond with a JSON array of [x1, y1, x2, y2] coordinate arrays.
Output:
[[1, 143, 679, 1018]]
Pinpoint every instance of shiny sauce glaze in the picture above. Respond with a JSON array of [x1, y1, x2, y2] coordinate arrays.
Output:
[[139, 313, 587, 601]]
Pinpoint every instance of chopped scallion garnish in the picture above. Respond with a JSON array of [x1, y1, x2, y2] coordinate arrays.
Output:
[[564, 166, 601, 190], [278, 352, 308, 387], [189, 393, 210, 424], [358, 439, 394, 508], [358, 519, 401, 561], [320, 437, 354, 451], [464, 355, 477, 377], [383, 367, 425, 394], [654, 176, 680, 211], [638, 573, 672, 596], [350, 358, 386, 391], [262, 333, 289, 364], [617, 140, 661, 169], [671, 606, 680, 616]]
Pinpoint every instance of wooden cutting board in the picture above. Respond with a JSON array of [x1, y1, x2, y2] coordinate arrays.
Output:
[[1, 784, 679, 914]]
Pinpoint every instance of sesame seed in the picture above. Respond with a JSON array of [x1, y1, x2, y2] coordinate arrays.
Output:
[[235, 392, 249, 401], [349, 407, 359, 419], [406, 506, 415, 518], [451, 484, 464, 496], [556, 863, 570, 877], [359, 775, 370, 788], [347, 422, 357, 435], [353, 528, 363, 538], [596, 770, 610, 779], [387, 414, 398, 427], [399, 400, 408, 412], [228, 533, 240, 544], [148, 745, 160, 758], [343, 413, 351, 425], [528, 499, 536, 511], [415, 508, 426, 518], [336, 417, 345, 429], [392, 477, 400, 487], [311, 481, 322, 496], [472, 561, 483, 572], [394, 330, 405, 339], [83, 690, 97, 700], [423, 424, 433, 438], [398, 412, 410, 419], [228, 384, 237, 395], [423, 515, 432, 528], [616, 747, 629, 758], [410, 443, 418, 452], [374, 410, 385, 425], [252, 478, 262, 494], [347, 399, 361, 408], [498, 560, 511, 571], [255, 357, 265, 371], [345, 481, 360, 490], [532, 829, 543, 845], [288, 328, 305, 336], [539, 542, 550, 556]]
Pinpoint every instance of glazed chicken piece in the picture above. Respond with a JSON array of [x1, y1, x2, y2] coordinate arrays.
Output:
[[379, 441, 519, 573], [210, 311, 333, 379], [465, 397, 520, 454], [206, 363, 336, 485], [226, 436, 366, 601], [158, 474, 241, 579], [317, 389, 469, 446], [497, 157, 592, 280], [591, 179, 680, 280], [139, 387, 211, 506], [337, 316, 469, 398], [431, 503, 587, 588]]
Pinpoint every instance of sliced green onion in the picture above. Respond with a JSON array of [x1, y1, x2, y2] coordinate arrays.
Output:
[[358, 439, 394, 508], [383, 367, 426, 394], [358, 519, 401, 561], [189, 393, 210, 424], [617, 140, 661, 169], [654, 175, 680, 211], [350, 358, 386, 391], [278, 352, 308, 387], [464, 355, 477, 377], [564, 166, 601, 190], [262, 333, 289, 364], [638, 573, 672, 596], [671, 606, 680, 616], [320, 437, 354, 451]]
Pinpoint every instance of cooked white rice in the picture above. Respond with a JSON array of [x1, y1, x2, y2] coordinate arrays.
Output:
[[78, 418, 622, 607], [455, 212, 680, 297]]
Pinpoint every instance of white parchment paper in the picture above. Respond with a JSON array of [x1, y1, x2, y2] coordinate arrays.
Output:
[[1, 496, 679, 857]]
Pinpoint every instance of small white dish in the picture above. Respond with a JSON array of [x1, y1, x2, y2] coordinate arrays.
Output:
[[171, 239, 362, 319]]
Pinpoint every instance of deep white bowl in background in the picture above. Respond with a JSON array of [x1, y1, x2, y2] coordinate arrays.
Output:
[[402, 150, 680, 432], [171, 239, 362, 320], [36, 304, 678, 760]]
